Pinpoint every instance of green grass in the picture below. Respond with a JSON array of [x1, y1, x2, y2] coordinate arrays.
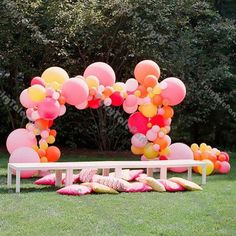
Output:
[[0, 152, 236, 236]]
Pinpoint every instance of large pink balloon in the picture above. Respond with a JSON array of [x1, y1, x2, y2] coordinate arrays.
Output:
[[167, 143, 193, 173], [62, 78, 89, 105], [6, 128, 37, 154], [38, 97, 60, 120], [160, 77, 186, 106], [9, 147, 40, 178], [20, 89, 35, 108], [83, 62, 116, 86]]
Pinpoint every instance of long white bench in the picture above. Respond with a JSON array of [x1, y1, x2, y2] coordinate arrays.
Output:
[[7, 160, 207, 193]]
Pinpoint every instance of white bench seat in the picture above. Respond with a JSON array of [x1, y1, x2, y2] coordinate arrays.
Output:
[[7, 160, 207, 193]]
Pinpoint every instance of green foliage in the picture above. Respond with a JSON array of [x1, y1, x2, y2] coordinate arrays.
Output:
[[0, 0, 235, 150]]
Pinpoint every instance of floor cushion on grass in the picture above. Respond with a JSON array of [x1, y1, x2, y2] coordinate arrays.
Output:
[[57, 184, 92, 196], [82, 182, 119, 194], [34, 173, 80, 186], [78, 168, 98, 183], [124, 182, 152, 192], [169, 177, 203, 191], [92, 175, 131, 192], [138, 176, 166, 192], [158, 179, 185, 192], [109, 169, 144, 182]]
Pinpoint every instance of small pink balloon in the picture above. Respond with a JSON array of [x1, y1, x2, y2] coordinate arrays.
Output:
[[125, 78, 138, 92], [124, 95, 138, 107], [153, 144, 160, 151], [131, 133, 148, 148], [141, 155, 148, 161], [218, 161, 230, 174], [165, 135, 172, 146], [84, 62, 116, 87], [62, 78, 89, 105], [31, 111, 40, 121], [146, 130, 157, 141], [45, 88, 54, 97], [167, 143, 194, 173], [38, 98, 60, 120], [75, 101, 88, 110], [9, 147, 40, 178], [137, 97, 151, 105], [41, 130, 49, 139], [152, 125, 160, 133], [123, 103, 138, 114], [104, 98, 112, 106], [26, 108, 34, 120], [59, 105, 66, 116], [31, 77, 45, 86], [160, 77, 186, 106], [20, 89, 35, 108], [6, 128, 37, 154]]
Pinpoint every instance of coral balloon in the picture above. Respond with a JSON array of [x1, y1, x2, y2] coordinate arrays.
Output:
[[167, 143, 194, 172], [163, 106, 174, 118], [9, 147, 40, 178], [83, 62, 116, 86], [134, 60, 160, 84], [6, 128, 37, 154], [38, 97, 60, 120], [41, 67, 69, 85], [143, 75, 157, 88], [35, 119, 53, 130], [128, 112, 149, 134], [31, 77, 45, 86], [46, 146, 61, 162], [152, 94, 163, 106], [62, 78, 89, 106], [160, 77, 186, 106]]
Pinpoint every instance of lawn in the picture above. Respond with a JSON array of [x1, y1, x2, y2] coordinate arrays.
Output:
[[0, 151, 235, 236]]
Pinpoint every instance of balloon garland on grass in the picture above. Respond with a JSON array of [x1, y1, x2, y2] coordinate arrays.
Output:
[[7, 60, 187, 178]]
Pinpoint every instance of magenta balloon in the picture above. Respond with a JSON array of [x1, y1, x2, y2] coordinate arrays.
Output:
[[6, 128, 37, 154], [83, 62, 116, 86], [161, 77, 186, 106], [9, 147, 40, 178], [62, 78, 89, 105], [31, 77, 45, 86], [128, 112, 149, 134], [218, 161, 230, 174], [167, 143, 193, 173], [20, 89, 35, 108], [38, 97, 60, 120]]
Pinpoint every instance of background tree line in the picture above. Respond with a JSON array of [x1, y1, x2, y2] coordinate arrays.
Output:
[[0, 0, 235, 151]]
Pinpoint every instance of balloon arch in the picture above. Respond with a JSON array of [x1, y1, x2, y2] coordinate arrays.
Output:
[[6, 60, 187, 178]]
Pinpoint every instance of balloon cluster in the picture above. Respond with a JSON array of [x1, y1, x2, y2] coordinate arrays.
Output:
[[6, 60, 186, 177], [191, 143, 231, 175]]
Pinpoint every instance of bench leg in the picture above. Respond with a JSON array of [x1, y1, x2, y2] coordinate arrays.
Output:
[[102, 168, 110, 176], [160, 167, 167, 180], [187, 167, 192, 181], [7, 166, 12, 188], [55, 170, 62, 187], [202, 165, 207, 185], [65, 169, 73, 186], [115, 168, 122, 178], [16, 170, 21, 193], [147, 168, 153, 177]]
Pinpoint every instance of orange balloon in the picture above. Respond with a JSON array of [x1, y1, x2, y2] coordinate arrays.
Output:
[[41, 157, 48, 163], [143, 75, 157, 88], [49, 129, 57, 137], [163, 106, 174, 118], [38, 149, 46, 158], [103, 88, 113, 97], [152, 94, 163, 106], [46, 146, 61, 162], [58, 95, 66, 105], [193, 166, 199, 173], [131, 145, 144, 155], [35, 119, 53, 130], [154, 137, 168, 150], [201, 151, 211, 160], [134, 60, 160, 84], [137, 85, 148, 98], [208, 153, 217, 163], [193, 151, 201, 160], [218, 154, 226, 162], [214, 160, 221, 170]]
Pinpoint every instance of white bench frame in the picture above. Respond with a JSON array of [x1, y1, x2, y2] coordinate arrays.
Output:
[[7, 160, 207, 193]]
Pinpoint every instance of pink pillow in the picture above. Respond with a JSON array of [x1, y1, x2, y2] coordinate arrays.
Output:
[[124, 182, 152, 192], [158, 179, 185, 192], [93, 175, 130, 191], [34, 173, 80, 186], [109, 169, 144, 182], [79, 168, 98, 183], [57, 185, 92, 196]]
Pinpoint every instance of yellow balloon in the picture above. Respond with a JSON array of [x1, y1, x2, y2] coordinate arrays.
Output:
[[49, 81, 61, 90], [152, 85, 161, 95], [198, 159, 214, 176], [140, 103, 157, 118], [46, 135, 55, 144], [191, 143, 199, 152], [113, 82, 125, 92], [40, 141, 48, 150], [144, 143, 158, 159], [41, 67, 69, 85], [131, 145, 144, 155], [200, 143, 208, 152], [160, 147, 170, 156], [28, 85, 46, 102], [85, 76, 99, 89]]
